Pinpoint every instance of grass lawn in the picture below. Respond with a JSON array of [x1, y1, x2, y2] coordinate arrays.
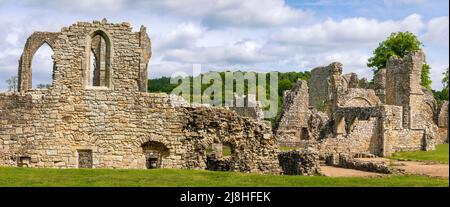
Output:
[[0, 167, 447, 187], [389, 144, 449, 164]]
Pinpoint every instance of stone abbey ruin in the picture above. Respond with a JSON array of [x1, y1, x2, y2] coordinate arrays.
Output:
[[0, 20, 448, 175]]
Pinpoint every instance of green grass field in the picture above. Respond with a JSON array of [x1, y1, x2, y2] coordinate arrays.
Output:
[[389, 144, 449, 163], [0, 167, 447, 187]]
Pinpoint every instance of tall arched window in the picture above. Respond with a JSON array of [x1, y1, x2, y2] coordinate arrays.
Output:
[[86, 31, 112, 88], [31, 42, 54, 89]]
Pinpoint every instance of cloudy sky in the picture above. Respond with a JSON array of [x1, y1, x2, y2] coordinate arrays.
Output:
[[0, 0, 448, 91]]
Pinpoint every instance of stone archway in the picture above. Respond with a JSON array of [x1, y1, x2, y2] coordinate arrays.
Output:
[[141, 141, 169, 169], [18, 32, 59, 92], [337, 88, 381, 108]]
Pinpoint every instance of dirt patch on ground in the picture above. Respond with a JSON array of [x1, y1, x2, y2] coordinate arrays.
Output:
[[320, 157, 449, 178], [394, 161, 449, 178], [320, 166, 385, 177], [355, 158, 449, 178]]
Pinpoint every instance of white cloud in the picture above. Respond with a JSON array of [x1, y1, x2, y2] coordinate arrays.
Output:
[[423, 16, 449, 47], [162, 39, 272, 64], [17, 0, 312, 28], [154, 23, 205, 51], [141, 0, 311, 27], [22, 0, 127, 12], [272, 14, 425, 46], [199, 0, 312, 28], [384, 0, 428, 6]]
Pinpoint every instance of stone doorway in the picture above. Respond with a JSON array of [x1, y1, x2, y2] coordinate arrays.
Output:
[[78, 149, 93, 168], [142, 141, 169, 169], [146, 157, 159, 169]]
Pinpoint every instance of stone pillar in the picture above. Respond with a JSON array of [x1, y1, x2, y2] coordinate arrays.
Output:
[[374, 69, 386, 103], [139, 25, 151, 92], [309, 62, 343, 111], [386, 51, 425, 129]]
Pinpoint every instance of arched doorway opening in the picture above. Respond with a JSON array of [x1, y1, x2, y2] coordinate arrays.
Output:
[[142, 141, 169, 169]]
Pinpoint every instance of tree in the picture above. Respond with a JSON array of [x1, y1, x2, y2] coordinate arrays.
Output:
[[443, 69, 449, 90], [433, 69, 449, 107], [5, 76, 18, 92], [421, 63, 432, 90], [368, 31, 432, 89], [441, 69, 449, 101]]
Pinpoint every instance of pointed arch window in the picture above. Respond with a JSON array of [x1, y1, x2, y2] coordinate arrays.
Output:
[[85, 30, 112, 89], [31, 42, 54, 89]]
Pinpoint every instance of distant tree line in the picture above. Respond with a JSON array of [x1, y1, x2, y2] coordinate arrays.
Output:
[[147, 71, 311, 127]]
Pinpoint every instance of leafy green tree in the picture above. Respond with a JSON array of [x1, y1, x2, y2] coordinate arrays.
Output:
[[441, 69, 449, 102], [433, 69, 449, 107], [147, 70, 311, 127], [368, 31, 432, 89], [278, 79, 293, 95], [421, 64, 432, 90]]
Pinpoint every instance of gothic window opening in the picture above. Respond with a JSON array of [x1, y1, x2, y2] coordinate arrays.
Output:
[[86, 31, 111, 88], [31, 42, 54, 89]]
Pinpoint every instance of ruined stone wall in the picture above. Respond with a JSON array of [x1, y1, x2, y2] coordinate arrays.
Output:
[[316, 103, 435, 157], [380, 105, 431, 156], [385, 51, 434, 129], [324, 153, 397, 174], [317, 107, 383, 156], [276, 80, 309, 145], [0, 20, 280, 174], [182, 107, 280, 173], [0, 91, 280, 173], [374, 69, 386, 103], [0, 91, 181, 168], [437, 101, 448, 144], [18, 19, 150, 93], [438, 101, 448, 127], [342, 73, 359, 89], [334, 88, 381, 108], [278, 149, 320, 175], [229, 94, 264, 120], [309, 62, 343, 111]]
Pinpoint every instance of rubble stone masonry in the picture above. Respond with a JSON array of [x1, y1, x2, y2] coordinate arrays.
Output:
[[0, 20, 280, 174]]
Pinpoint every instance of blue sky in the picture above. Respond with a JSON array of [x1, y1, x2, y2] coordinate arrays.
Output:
[[0, 0, 448, 91]]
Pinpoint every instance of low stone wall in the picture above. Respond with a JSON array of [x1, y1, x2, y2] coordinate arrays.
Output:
[[277, 149, 320, 175], [324, 154, 400, 174]]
